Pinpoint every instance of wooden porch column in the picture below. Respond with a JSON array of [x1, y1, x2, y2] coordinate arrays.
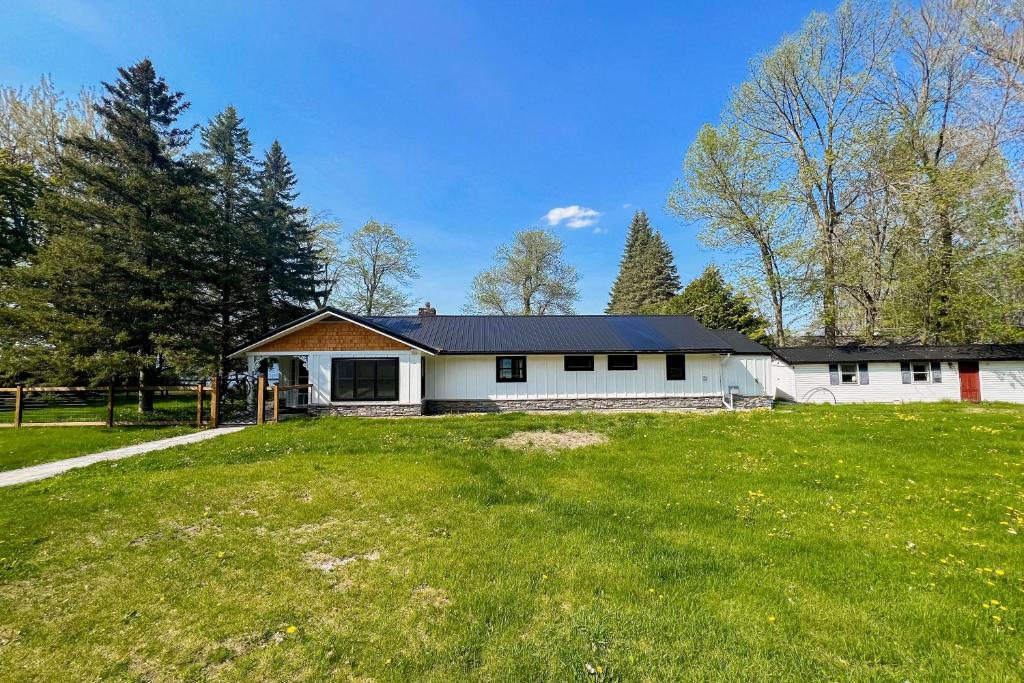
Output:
[[256, 373, 267, 425], [272, 383, 280, 423]]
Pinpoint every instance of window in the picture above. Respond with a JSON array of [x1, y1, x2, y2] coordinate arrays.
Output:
[[564, 355, 594, 371], [840, 362, 859, 384], [911, 361, 930, 383], [608, 354, 638, 371], [331, 358, 399, 401], [496, 356, 527, 382], [666, 354, 686, 380]]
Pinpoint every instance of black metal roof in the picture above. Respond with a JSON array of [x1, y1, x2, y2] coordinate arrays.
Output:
[[711, 329, 773, 355], [773, 344, 1024, 364], [366, 314, 735, 354], [231, 307, 774, 356]]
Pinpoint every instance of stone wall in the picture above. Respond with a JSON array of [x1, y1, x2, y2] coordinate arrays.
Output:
[[425, 395, 773, 414], [309, 403, 423, 417]]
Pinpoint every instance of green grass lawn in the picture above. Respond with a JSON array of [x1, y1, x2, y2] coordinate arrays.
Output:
[[0, 425, 198, 472], [0, 403, 1022, 681]]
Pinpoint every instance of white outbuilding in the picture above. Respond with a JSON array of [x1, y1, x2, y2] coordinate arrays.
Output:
[[771, 344, 1024, 404]]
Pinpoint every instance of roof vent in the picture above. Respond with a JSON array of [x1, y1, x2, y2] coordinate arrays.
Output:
[[417, 301, 437, 316]]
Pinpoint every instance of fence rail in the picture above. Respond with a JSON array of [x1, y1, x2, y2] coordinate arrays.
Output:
[[0, 382, 217, 428], [1, 373, 303, 429]]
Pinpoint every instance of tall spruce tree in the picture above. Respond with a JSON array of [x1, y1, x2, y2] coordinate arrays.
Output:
[[6, 59, 207, 406], [606, 210, 680, 313], [252, 140, 320, 330], [198, 105, 258, 389], [645, 265, 770, 342]]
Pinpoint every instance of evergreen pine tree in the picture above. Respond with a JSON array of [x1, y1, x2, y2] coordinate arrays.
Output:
[[606, 210, 680, 313], [198, 105, 259, 389], [252, 140, 320, 329], [646, 265, 770, 342], [6, 59, 208, 404]]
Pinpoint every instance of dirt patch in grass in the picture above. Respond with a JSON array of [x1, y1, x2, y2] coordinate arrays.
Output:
[[411, 584, 450, 609], [496, 430, 609, 451], [303, 550, 380, 573]]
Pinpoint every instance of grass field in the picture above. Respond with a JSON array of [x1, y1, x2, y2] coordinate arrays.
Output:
[[0, 403, 1022, 681], [0, 425, 197, 472]]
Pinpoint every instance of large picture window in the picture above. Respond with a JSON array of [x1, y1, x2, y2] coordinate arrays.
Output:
[[496, 356, 527, 382], [331, 358, 399, 401]]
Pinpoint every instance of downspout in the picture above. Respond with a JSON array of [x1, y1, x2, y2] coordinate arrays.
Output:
[[719, 353, 734, 410]]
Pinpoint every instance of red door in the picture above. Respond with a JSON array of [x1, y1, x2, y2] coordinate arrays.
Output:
[[959, 361, 981, 402]]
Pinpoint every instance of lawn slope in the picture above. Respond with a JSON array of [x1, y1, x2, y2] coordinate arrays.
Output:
[[0, 403, 1021, 681]]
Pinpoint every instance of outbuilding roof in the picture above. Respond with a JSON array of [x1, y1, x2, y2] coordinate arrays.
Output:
[[773, 344, 1024, 364], [231, 307, 771, 357]]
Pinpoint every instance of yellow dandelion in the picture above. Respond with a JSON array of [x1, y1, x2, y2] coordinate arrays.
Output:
[[286, 625, 298, 634], [767, 615, 777, 624], [995, 569, 1006, 576], [217, 551, 225, 559]]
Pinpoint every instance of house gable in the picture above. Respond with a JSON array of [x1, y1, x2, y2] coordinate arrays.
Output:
[[249, 321, 414, 353]]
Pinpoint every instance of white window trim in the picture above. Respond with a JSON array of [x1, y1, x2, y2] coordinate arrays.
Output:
[[911, 361, 931, 384], [839, 362, 859, 385]]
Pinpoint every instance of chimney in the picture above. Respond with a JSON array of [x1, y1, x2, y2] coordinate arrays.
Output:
[[417, 301, 437, 316]]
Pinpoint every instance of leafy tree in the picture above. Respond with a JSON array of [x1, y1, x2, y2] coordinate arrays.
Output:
[[669, 124, 803, 344], [606, 210, 679, 313], [644, 265, 770, 343], [466, 229, 579, 315], [4, 59, 208, 406], [335, 220, 418, 315]]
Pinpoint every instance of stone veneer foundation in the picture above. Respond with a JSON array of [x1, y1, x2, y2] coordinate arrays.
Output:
[[424, 395, 773, 414], [309, 403, 424, 417], [305, 396, 774, 417]]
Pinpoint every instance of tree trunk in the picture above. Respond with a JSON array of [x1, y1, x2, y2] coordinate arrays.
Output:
[[138, 366, 155, 413], [933, 208, 955, 341], [821, 228, 839, 344]]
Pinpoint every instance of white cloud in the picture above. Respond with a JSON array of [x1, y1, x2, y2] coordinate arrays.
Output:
[[592, 227, 608, 235], [621, 203, 632, 209], [545, 205, 601, 229]]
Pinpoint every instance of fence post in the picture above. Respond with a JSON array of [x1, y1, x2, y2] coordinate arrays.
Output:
[[106, 386, 115, 427], [256, 373, 266, 425], [210, 376, 220, 427], [273, 383, 280, 423], [14, 384, 23, 428], [196, 383, 205, 427]]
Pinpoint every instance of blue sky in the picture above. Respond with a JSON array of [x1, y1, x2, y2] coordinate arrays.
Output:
[[2, 0, 831, 314]]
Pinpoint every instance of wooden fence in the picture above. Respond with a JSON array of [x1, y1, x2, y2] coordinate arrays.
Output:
[[0, 380, 223, 428]]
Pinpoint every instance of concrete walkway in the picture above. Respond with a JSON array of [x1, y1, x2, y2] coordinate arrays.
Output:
[[0, 426, 246, 488]]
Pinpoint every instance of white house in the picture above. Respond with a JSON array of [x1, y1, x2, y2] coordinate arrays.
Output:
[[229, 307, 775, 415], [772, 345, 1024, 404]]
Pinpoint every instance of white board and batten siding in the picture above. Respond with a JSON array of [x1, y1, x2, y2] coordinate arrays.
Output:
[[300, 350, 423, 406], [424, 353, 771, 401], [791, 361, 961, 404], [979, 361, 1024, 403]]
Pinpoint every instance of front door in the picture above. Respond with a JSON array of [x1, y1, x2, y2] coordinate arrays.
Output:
[[959, 361, 981, 402]]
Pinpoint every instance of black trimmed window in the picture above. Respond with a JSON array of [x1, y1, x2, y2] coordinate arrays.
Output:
[[666, 354, 686, 380], [496, 356, 527, 382], [564, 355, 594, 371], [331, 358, 399, 401], [608, 354, 638, 371], [911, 361, 930, 383]]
